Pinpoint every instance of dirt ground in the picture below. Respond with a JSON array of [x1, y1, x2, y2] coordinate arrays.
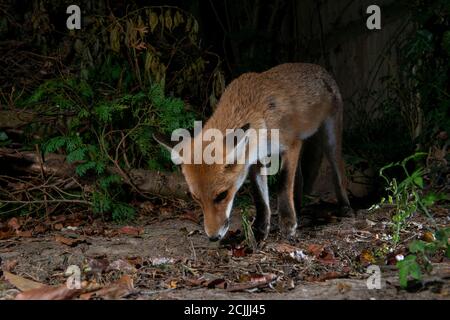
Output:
[[0, 200, 449, 300]]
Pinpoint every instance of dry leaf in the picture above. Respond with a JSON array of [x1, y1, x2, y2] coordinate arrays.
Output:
[[307, 244, 324, 257], [80, 275, 134, 300], [17, 230, 32, 238], [232, 246, 247, 257], [4, 259, 18, 272], [118, 226, 143, 236], [55, 235, 85, 247], [227, 273, 277, 292], [15, 285, 81, 300], [3, 271, 46, 291], [360, 249, 376, 264], [273, 242, 299, 254], [7, 217, 20, 231], [422, 231, 435, 243], [86, 257, 110, 274]]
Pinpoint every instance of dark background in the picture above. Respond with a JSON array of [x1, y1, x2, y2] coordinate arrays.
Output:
[[0, 0, 449, 215]]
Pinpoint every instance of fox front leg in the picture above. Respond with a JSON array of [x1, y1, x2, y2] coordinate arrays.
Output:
[[249, 164, 271, 241]]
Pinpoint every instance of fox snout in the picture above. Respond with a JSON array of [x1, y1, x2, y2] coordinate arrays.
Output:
[[205, 218, 230, 242]]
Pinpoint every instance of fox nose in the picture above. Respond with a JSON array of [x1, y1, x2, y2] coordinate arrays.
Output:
[[207, 219, 230, 242], [209, 235, 221, 242]]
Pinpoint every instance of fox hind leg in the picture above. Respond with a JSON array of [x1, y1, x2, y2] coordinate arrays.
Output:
[[323, 115, 352, 215], [278, 141, 303, 238]]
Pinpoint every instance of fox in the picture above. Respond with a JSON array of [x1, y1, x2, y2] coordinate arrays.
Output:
[[155, 63, 352, 242]]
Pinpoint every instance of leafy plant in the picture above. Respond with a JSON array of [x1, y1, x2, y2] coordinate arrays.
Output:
[[33, 77, 195, 220], [397, 227, 450, 288], [241, 206, 257, 250], [378, 152, 435, 245]]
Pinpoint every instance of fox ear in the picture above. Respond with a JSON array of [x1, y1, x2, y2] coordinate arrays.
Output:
[[224, 123, 251, 165], [153, 132, 184, 165]]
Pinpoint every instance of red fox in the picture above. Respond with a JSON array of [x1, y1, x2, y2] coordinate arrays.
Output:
[[155, 63, 352, 242]]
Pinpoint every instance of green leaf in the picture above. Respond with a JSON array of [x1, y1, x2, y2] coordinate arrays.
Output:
[[409, 240, 427, 253], [66, 147, 87, 163], [397, 255, 422, 288], [0, 131, 8, 141], [75, 161, 97, 176], [413, 176, 423, 188]]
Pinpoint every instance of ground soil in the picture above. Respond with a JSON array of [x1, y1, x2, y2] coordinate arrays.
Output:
[[0, 201, 449, 300]]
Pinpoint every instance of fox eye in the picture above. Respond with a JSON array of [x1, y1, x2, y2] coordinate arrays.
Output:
[[214, 190, 228, 203]]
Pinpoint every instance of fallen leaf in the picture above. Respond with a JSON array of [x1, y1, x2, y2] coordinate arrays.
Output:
[[3, 271, 46, 291], [17, 230, 32, 238], [126, 256, 143, 268], [55, 235, 85, 247], [360, 249, 376, 264], [307, 244, 324, 257], [33, 224, 47, 234], [227, 273, 277, 292], [273, 243, 299, 254], [3, 260, 18, 272], [337, 282, 352, 293], [7, 218, 20, 231], [118, 226, 143, 236], [0, 229, 15, 240], [54, 223, 64, 231], [15, 285, 81, 300], [422, 231, 435, 243], [232, 246, 247, 257], [86, 257, 110, 274], [306, 271, 348, 282], [80, 275, 134, 300], [168, 279, 178, 289]]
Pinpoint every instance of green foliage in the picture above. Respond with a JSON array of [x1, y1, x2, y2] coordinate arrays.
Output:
[[377, 152, 449, 289], [30, 73, 195, 220], [397, 227, 450, 288], [378, 153, 435, 245], [241, 206, 257, 250]]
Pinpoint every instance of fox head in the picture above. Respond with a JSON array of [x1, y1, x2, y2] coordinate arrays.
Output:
[[154, 124, 254, 241]]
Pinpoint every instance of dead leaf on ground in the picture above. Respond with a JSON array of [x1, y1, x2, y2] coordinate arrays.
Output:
[[118, 226, 143, 236], [80, 275, 134, 300], [7, 217, 20, 231], [0, 229, 15, 240], [54, 223, 64, 231], [232, 246, 247, 257], [3, 271, 46, 291], [227, 273, 277, 292], [360, 249, 376, 265], [272, 242, 299, 254], [17, 230, 33, 238], [307, 244, 337, 265], [33, 224, 48, 234], [15, 285, 82, 300], [206, 278, 228, 289], [86, 257, 110, 274], [55, 235, 85, 247], [126, 256, 143, 268], [3, 259, 18, 272], [307, 244, 324, 257], [306, 271, 348, 282]]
